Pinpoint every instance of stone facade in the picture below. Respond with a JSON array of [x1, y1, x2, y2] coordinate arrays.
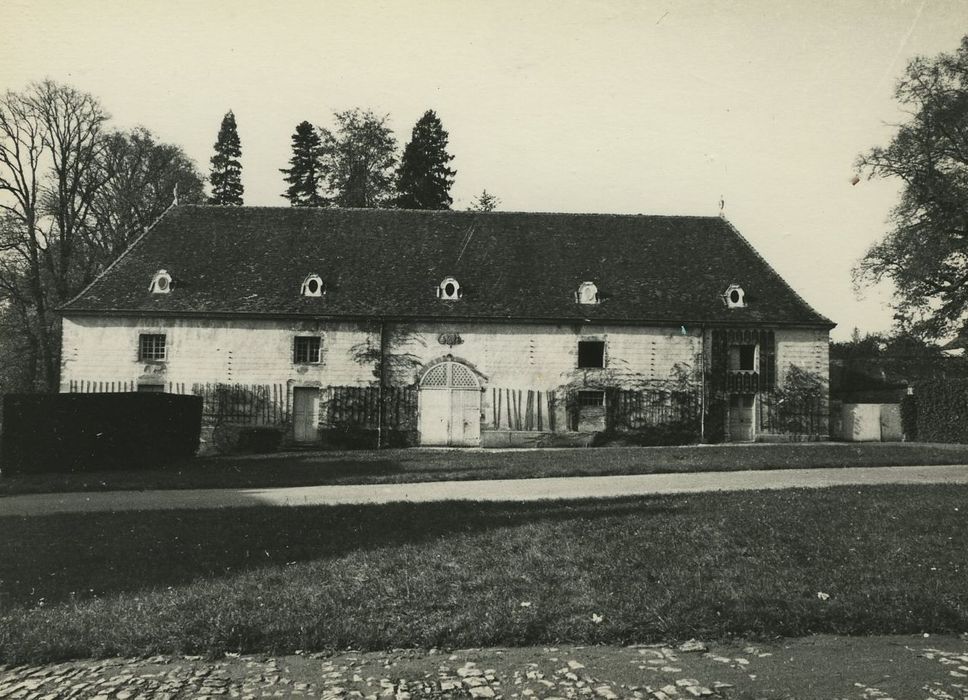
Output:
[[61, 314, 829, 444]]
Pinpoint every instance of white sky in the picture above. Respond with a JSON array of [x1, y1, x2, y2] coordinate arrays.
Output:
[[2, 0, 966, 340]]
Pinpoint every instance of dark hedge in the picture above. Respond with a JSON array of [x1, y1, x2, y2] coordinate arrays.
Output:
[[900, 394, 918, 442], [1, 393, 202, 475], [913, 379, 968, 444]]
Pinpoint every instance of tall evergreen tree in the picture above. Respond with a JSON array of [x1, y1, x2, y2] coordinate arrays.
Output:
[[280, 121, 326, 206], [395, 110, 456, 209], [208, 110, 243, 205]]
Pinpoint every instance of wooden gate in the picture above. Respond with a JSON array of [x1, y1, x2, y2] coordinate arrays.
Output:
[[418, 362, 481, 446]]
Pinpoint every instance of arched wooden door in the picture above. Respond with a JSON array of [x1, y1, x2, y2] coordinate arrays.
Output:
[[419, 362, 481, 446]]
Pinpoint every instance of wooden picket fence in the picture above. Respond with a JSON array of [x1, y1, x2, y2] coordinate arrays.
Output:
[[491, 389, 557, 432], [67, 380, 189, 394], [191, 383, 290, 425], [606, 388, 701, 430], [321, 385, 418, 430]]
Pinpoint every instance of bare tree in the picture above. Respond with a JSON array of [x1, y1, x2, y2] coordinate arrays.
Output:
[[0, 81, 192, 390]]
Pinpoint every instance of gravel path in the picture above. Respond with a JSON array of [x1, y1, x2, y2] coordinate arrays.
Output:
[[2, 464, 968, 516]]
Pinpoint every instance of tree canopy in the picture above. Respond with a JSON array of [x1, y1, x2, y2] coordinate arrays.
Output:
[[280, 121, 326, 207], [856, 35, 968, 340], [209, 110, 243, 205], [318, 109, 397, 208], [0, 80, 203, 391], [395, 110, 456, 209]]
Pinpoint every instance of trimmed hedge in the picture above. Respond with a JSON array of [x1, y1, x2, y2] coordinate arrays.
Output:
[[1, 393, 202, 475], [912, 379, 968, 443], [900, 394, 918, 442]]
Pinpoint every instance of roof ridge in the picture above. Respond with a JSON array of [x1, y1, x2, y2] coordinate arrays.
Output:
[[58, 200, 179, 311], [720, 217, 834, 328], [175, 203, 722, 220]]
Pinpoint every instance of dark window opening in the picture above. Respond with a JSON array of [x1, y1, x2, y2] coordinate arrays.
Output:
[[294, 336, 322, 364], [307, 279, 319, 293], [739, 344, 755, 371], [730, 289, 741, 304], [578, 340, 605, 368], [139, 333, 166, 361], [578, 390, 605, 407], [444, 282, 455, 297]]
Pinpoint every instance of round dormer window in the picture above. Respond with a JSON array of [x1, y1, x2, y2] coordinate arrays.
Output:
[[723, 284, 746, 308], [301, 274, 324, 297], [438, 277, 461, 300], [149, 269, 172, 294], [577, 281, 599, 305]]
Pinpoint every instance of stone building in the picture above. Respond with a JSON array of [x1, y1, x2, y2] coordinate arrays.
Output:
[[60, 205, 833, 447]]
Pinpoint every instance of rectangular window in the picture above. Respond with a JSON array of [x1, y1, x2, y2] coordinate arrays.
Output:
[[739, 344, 756, 371], [138, 333, 167, 361], [578, 340, 605, 368], [577, 390, 605, 406], [293, 336, 322, 364], [729, 344, 756, 371]]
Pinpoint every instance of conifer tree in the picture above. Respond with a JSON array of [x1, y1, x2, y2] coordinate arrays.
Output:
[[395, 110, 456, 209], [468, 188, 500, 212], [281, 121, 326, 206], [209, 110, 243, 205]]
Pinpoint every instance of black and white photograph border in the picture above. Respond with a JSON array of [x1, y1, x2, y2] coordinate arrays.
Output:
[[1, 1, 968, 697]]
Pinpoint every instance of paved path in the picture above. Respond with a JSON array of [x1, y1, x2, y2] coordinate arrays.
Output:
[[2, 636, 968, 699], [2, 464, 968, 516]]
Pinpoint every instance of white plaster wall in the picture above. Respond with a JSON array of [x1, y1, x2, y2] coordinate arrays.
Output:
[[775, 328, 830, 386], [60, 316, 703, 393]]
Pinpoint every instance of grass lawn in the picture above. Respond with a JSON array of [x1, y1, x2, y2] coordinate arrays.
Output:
[[1, 484, 966, 663], [3, 442, 968, 496]]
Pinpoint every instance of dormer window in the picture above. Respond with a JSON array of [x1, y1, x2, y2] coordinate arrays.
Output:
[[301, 274, 324, 297], [576, 281, 599, 305], [438, 277, 461, 301], [723, 284, 746, 308], [149, 270, 172, 294]]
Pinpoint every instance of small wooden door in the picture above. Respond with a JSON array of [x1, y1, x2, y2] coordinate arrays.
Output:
[[419, 362, 481, 446], [292, 387, 319, 443], [729, 394, 755, 442]]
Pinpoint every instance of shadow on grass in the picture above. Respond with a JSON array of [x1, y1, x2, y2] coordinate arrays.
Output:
[[0, 497, 674, 609]]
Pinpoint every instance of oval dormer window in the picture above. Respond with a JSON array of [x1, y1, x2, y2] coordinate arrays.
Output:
[[438, 277, 461, 301], [724, 284, 746, 308], [301, 274, 324, 297], [576, 281, 599, 305], [150, 269, 172, 294]]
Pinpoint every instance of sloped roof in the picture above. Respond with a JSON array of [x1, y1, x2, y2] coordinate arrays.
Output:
[[62, 205, 833, 327]]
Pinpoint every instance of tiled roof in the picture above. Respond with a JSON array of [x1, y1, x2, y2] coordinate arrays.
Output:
[[62, 205, 833, 327]]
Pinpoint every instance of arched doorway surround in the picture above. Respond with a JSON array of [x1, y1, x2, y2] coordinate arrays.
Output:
[[418, 361, 482, 446]]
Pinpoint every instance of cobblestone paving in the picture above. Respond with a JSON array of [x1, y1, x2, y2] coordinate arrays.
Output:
[[0, 637, 966, 699]]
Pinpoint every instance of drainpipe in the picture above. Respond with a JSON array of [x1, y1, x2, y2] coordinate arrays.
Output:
[[699, 324, 706, 443], [377, 320, 388, 449]]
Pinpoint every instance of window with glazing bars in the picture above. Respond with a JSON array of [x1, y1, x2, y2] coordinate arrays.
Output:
[[577, 390, 605, 406], [293, 336, 322, 363], [138, 334, 167, 361]]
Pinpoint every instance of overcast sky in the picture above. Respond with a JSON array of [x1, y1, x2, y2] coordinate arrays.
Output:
[[3, 0, 966, 340]]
